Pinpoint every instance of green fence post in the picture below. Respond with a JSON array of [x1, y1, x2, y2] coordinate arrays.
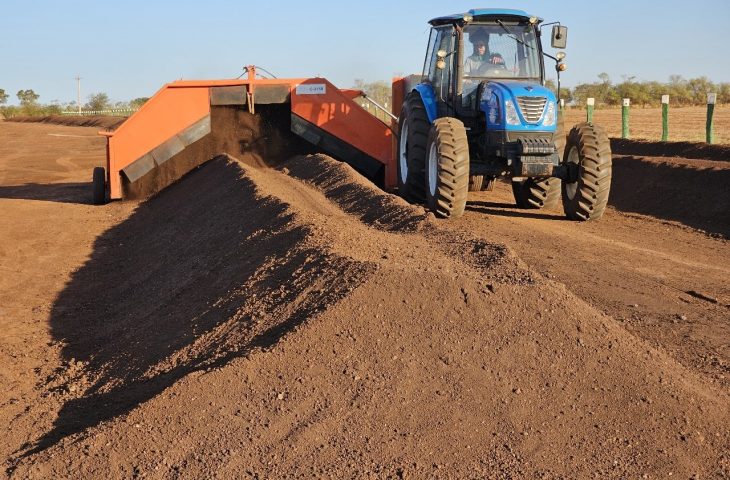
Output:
[[706, 93, 716, 144], [661, 94, 669, 141], [586, 97, 594, 123], [621, 98, 630, 139]]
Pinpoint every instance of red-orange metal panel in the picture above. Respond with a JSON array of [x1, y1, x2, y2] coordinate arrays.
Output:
[[291, 78, 394, 187], [338, 89, 364, 100], [389, 77, 407, 189], [105, 84, 212, 198]]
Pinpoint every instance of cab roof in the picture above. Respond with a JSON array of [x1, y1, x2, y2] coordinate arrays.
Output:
[[428, 8, 541, 26]]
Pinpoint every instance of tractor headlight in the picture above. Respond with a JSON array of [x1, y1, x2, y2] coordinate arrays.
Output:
[[505, 100, 520, 125], [487, 92, 500, 124], [543, 101, 556, 126], [488, 105, 499, 124]]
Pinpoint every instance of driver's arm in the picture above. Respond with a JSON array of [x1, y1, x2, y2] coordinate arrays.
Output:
[[464, 57, 475, 75]]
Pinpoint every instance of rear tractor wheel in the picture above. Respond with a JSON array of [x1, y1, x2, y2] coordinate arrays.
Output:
[[425, 118, 470, 218], [511, 177, 561, 210], [468, 175, 495, 192], [468, 174, 484, 192], [562, 122, 612, 221]]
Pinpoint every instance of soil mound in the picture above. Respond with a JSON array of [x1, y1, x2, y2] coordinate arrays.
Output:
[[611, 138, 730, 162], [9, 155, 728, 478], [610, 155, 730, 237], [7, 115, 126, 130]]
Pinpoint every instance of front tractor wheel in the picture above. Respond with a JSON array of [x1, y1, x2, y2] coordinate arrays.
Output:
[[425, 118, 469, 218], [562, 122, 612, 221]]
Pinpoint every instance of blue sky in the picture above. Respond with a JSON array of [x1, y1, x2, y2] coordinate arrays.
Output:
[[2, 0, 729, 105]]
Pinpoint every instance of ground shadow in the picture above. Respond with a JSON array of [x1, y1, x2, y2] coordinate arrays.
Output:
[[0, 182, 93, 204], [466, 200, 567, 221], [609, 156, 730, 237], [18, 158, 372, 460]]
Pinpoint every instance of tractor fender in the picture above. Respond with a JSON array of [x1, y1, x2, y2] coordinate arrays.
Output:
[[413, 84, 438, 124]]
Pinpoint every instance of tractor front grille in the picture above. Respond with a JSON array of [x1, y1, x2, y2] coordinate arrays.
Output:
[[516, 96, 547, 123]]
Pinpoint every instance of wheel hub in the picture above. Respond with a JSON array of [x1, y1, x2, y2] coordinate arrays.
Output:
[[565, 145, 580, 200], [399, 123, 409, 183], [428, 143, 438, 197]]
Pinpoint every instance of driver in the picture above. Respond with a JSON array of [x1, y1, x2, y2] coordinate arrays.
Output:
[[464, 32, 488, 75], [464, 31, 506, 75]]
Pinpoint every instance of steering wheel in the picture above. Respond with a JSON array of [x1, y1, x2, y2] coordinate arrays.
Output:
[[474, 62, 509, 77]]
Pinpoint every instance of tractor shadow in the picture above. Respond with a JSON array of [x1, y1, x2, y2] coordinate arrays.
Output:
[[466, 200, 567, 221], [17, 157, 371, 461], [0, 182, 93, 204]]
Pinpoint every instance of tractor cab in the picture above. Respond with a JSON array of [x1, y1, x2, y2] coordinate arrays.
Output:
[[422, 10, 559, 136], [460, 22, 544, 110]]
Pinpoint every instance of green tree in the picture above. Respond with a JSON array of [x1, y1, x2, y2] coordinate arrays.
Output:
[[17, 89, 40, 106], [0, 88, 8, 105], [86, 92, 110, 111], [686, 76, 715, 104], [130, 97, 150, 109], [353, 79, 391, 107], [667, 75, 691, 105], [352, 79, 392, 121], [718, 83, 730, 104], [616, 76, 651, 106], [46, 102, 62, 115]]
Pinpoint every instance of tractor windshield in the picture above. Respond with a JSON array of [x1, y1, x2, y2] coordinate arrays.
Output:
[[463, 22, 541, 82]]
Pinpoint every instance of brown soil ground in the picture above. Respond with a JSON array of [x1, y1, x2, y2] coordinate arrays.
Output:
[[1, 120, 728, 478], [564, 105, 730, 145]]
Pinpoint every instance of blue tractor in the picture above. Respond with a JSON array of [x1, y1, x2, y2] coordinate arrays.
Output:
[[396, 9, 612, 220]]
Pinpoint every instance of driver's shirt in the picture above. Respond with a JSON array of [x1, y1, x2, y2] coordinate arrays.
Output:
[[464, 53, 488, 75]]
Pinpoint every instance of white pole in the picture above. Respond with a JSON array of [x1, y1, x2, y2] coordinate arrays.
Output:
[[75, 75, 82, 115], [586, 97, 595, 122]]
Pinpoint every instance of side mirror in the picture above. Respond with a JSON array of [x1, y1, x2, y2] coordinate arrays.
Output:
[[551, 25, 568, 49]]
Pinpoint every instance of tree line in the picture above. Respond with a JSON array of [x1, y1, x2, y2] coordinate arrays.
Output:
[[354, 74, 729, 111], [544, 74, 727, 107], [0, 88, 149, 117]]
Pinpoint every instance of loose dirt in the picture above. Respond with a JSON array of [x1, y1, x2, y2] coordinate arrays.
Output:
[[1, 121, 728, 478]]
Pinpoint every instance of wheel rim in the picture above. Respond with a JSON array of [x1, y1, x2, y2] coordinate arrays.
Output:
[[399, 122, 409, 184], [565, 145, 580, 200], [428, 142, 438, 197]]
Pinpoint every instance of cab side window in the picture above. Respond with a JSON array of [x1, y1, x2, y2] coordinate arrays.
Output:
[[422, 28, 438, 79], [428, 27, 454, 98]]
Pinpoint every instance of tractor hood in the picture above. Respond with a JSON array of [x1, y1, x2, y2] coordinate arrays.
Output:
[[483, 80, 556, 106], [480, 80, 558, 131]]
